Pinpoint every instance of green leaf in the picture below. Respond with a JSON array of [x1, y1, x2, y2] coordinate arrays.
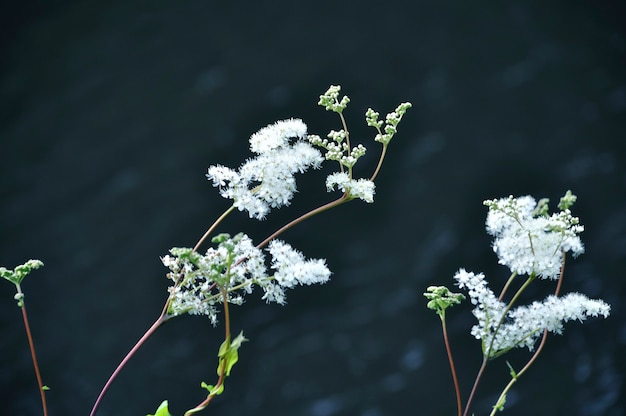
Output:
[[201, 381, 224, 396], [216, 331, 248, 377], [506, 361, 518, 380], [211, 233, 231, 244], [147, 400, 171, 416], [493, 394, 506, 412]]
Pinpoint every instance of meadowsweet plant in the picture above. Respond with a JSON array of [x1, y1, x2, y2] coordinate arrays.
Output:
[[425, 191, 611, 416], [2, 85, 411, 416]]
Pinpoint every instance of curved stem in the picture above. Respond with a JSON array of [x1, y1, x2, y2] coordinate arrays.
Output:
[[488, 252, 568, 415], [488, 328, 548, 416], [462, 357, 488, 416], [18, 289, 48, 416], [89, 313, 171, 416], [464, 274, 535, 416], [255, 194, 349, 250], [369, 144, 388, 182], [184, 289, 231, 415], [194, 205, 236, 252], [440, 313, 463, 416], [498, 272, 517, 302]]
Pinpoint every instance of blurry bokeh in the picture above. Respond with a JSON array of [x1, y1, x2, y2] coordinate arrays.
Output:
[[1, 1, 624, 415]]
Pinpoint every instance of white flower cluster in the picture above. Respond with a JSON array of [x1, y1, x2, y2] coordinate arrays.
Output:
[[206, 119, 323, 219], [162, 234, 331, 323], [455, 269, 610, 357], [485, 195, 584, 279], [453, 193, 610, 358], [325, 172, 375, 203]]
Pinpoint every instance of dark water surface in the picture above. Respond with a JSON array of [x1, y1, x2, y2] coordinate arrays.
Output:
[[1, 1, 625, 415]]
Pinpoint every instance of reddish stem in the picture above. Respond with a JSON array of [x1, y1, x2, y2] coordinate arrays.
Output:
[[184, 289, 231, 415], [256, 195, 348, 250], [21, 302, 48, 416], [441, 315, 463, 416], [89, 313, 170, 416]]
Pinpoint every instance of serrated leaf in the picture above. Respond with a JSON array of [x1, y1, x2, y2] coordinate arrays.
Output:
[[147, 400, 171, 416]]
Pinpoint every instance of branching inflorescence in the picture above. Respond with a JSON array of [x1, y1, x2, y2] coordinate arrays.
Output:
[[5, 84, 612, 416], [120, 85, 409, 415], [2, 85, 411, 416], [426, 191, 610, 416]]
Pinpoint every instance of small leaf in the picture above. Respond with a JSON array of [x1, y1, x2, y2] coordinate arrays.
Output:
[[201, 381, 224, 396], [493, 394, 506, 412], [42, 385, 50, 391], [223, 347, 239, 377], [216, 331, 248, 376], [147, 400, 171, 416], [506, 361, 518, 380], [230, 331, 248, 350]]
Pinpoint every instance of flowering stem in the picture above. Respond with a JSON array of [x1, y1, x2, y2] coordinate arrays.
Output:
[[488, 252, 568, 416], [17, 286, 48, 416], [89, 312, 172, 416], [463, 274, 535, 416], [440, 312, 463, 416]]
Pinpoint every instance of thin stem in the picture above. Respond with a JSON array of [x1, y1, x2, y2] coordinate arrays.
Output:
[[194, 205, 236, 252], [488, 252, 568, 416], [440, 313, 463, 416], [462, 356, 488, 416], [488, 328, 548, 416], [369, 144, 388, 182], [89, 313, 171, 416], [255, 194, 349, 250], [463, 274, 535, 416], [498, 272, 517, 302], [339, 113, 351, 175], [184, 288, 231, 415], [18, 286, 48, 416]]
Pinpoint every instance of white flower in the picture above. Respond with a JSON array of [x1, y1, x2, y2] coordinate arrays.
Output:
[[165, 234, 333, 315], [455, 268, 610, 358], [207, 120, 323, 219], [326, 172, 375, 203], [249, 118, 307, 154], [484, 195, 584, 279], [503, 293, 610, 350], [268, 240, 331, 289], [454, 269, 507, 349], [165, 234, 266, 322]]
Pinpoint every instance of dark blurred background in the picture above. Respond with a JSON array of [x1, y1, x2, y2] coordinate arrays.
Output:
[[1, 1, 625, 415]]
